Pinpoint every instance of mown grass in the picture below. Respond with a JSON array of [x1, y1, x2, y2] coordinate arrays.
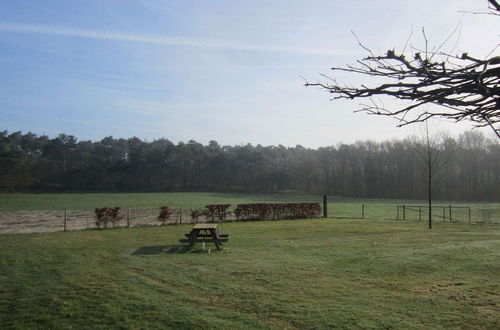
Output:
[[1, 218, 499, 329], [0, 192, 323, 211]]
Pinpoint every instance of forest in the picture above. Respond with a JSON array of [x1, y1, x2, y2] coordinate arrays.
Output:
[[1, 130, 499, 201]]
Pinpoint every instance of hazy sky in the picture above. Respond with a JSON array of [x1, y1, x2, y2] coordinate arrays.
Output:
[[1, 0, 498, 147]]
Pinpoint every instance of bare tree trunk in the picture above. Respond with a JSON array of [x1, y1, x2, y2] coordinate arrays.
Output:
[[428, 149, 432, 229]]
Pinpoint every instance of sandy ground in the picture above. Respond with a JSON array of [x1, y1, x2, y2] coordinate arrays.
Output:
[[0, 208, 205, 234]]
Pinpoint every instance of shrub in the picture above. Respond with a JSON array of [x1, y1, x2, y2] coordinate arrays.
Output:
[[95, 207, 123, 228], [205, 204, 231, 222], [190, 209, 206, 223], [158, 206, 174, 225]]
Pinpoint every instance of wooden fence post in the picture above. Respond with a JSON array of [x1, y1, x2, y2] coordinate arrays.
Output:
[[449, 205, 453, 222], [362, 204, 365, 219], [127, 208, 130, 228], [323, 195, 328, 218], [403, 205, 406, 220], [64, 210, 67, 232], [468, 207, 471, 223]]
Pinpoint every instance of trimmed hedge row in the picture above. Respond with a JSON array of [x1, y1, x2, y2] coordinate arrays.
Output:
[[205, 204, 231, 222], [190, 204, 231, 222], [94, 202, 321, 228], [189, 203, 321, 222], [234, 203, 321, 221]]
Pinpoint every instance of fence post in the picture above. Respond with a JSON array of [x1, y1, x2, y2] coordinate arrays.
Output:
[[127, 208, 130, 228], [449, 205, 453, 222], [323, 195, 328, 218], [179, 209, 182, 224], [64, 210, 67, 232], [397, 206, 399, 220], [362, 204, 365, 219], [468, 207, 471, 223], [418, 206, 422, 221], [403, 205, 406, 220]]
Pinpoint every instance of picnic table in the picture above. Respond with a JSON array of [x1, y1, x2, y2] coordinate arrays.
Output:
[[179, 223, 229, 251]]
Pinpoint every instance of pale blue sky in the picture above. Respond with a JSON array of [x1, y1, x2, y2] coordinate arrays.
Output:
[[0, 0, 498, 147]]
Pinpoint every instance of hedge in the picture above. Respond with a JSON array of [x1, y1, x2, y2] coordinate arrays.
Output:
[[234, 203, 321, 221]]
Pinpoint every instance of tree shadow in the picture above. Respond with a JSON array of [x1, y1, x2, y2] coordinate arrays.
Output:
[[131, 244, 193, 255]]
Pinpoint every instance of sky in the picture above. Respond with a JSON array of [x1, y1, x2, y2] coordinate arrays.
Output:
[[0, 0, 498, 148]]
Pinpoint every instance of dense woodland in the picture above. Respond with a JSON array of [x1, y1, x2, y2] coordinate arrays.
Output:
[[1, 130, 499, 201]]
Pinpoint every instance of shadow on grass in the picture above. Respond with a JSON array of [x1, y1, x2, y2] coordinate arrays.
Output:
[[132, 244, 193, 255]]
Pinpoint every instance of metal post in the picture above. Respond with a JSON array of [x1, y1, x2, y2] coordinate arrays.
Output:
[[362, 204, 365, 219], [403, 205, 406, 220], [468, 207, 471, 223], [449, 205, 453, 222]]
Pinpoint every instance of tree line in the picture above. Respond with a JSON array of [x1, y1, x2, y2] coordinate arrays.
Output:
[[1, 130, 499, 201]]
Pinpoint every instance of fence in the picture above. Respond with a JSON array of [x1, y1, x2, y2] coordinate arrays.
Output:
[[0, 208, 208, 234], [1, 203, 498, 234], [328, 203, 395, 220], [396, 205, 470, 222], [326, 203, 500, 224], [0, 205, 323, 234], [395, 205, 500, 224]]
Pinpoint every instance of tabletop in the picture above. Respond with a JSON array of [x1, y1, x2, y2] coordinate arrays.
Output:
[[193, 223, 218, 230]]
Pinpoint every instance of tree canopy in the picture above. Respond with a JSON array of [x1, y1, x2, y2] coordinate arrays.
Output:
[[1, 130, 499, 201]]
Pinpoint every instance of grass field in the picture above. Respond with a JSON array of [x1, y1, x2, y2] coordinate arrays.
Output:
[[1, 192, 498, 221], [0, 192, 323, 210], [1, 218, 499, 329]]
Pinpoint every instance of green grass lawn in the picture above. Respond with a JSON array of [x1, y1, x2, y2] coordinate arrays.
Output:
[[0, 192, 324, 210], [1, 218, 499, 329]]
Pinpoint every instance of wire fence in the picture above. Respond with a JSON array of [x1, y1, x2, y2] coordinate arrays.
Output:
[[395, 205, 500, 224], [0, 206, 323, 234], [0, 208, 209, 234], [328, 203, 500, 224], [1, 203, 498, 234]]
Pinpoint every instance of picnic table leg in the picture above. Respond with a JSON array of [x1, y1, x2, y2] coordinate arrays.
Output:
[[210, 228, 222, 250]]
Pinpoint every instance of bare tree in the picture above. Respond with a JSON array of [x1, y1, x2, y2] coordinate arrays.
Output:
[[306, 0, 500, 139], [411, 123, 454, 229]]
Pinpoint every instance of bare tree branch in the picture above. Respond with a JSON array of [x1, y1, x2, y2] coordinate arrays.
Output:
[[489, 0, 500, 11], [306, 1, 500, 139]]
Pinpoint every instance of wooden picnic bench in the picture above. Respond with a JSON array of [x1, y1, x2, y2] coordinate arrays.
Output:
[[179, 223, 229, 250]]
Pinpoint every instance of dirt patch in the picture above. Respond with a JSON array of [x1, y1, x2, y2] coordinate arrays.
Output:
[[0, 208, 208, 234]]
